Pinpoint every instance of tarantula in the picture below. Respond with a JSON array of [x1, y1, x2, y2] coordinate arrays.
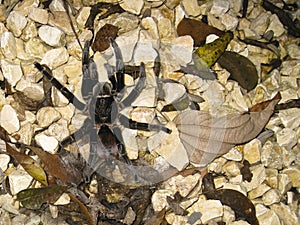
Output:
[[34, 38, 171, 183]]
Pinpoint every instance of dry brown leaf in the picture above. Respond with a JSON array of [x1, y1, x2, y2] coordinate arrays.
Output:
[[29, 146, 83, 185], [173, 93, 281, 165], [6, 143, 48, 186]]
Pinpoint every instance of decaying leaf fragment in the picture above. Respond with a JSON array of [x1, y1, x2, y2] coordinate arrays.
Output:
[[16, 185, 68, 209], [217, 51, 259, 91], [6, 143, 48, 186], [173, 93, 281, 165], [202, 173, 259, 225]]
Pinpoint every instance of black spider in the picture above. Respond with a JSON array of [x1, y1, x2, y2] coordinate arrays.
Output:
[[34, 38, 171, 181]]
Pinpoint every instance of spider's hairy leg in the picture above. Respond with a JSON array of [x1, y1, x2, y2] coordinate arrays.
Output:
[[119, 63, 147, 108], [81, 41, 99, 102], [109, 38, 125, 92], [60, 118, 93, 148], [119, 114, 172, 134], [34, 62, 85, 110]]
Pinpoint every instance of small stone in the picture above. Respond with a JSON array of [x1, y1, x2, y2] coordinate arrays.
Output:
[[276, 128, 297, 148], [228, 221, 250, 225], [248, 183, 271, 199], [131, 86, 157, 107], [243, 164, 266, 191], [151, 189, 173, 211], [221, 13, 239, 31], [120, 0, 144, 15], [243, 139, 261, 164], [278, 108, 300, 129], [121, 128, 138, 160], [114, 29, 139, 63], [222, 147, 243, 161], [0, 154, 10, 172], [0, 32, 17, 59], [160, 35, 193, 71], [0, 105, 20, 134], [149, 122, 189, 171], [222, 161, 241, 177], [54, 193, 70, 205], [287, 43, 300, 59], [49, 0, 66, 12], [181, 0, 201, 17], [6, 11, 27, 37], [262, 189, 281, 206], [210, 0, 230, 16], [36, 107, 61, 128], [222, 183, 247, 196], [165, 174, 201, 197], [158, 17, 174, 40], [133, 42, 158, 65], [257, 209, 281, 225], [109, 13, 139, 35], [189, 198, 223, 224], [280, 60, 300, 77], [282, 166, 300, 188], [250, 12, 269, 36], [76, 7, 91, 30], [261, 141, 283, 169], [48, 11, 77, 35], [265, 168, 278, 189], [25, 38, 49, 58], [38, 25, 65, 47], [277, 174, 292, 194], [40, 47, 69, 69], [0, 60, 23, 86], [15, 123, 34, 145], [162, 81, 186, 105], [270, 203, 299, 225], [47, 119, 70, 141], [35, 133, 59, 154], [28, 7, 49, 24], [9, 169, 33, 195], [266, 14, 285, 37]]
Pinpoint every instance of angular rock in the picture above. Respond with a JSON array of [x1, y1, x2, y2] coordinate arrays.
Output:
[[40, 47, 69, 69], [38, 25, 65, 47], [270, 203, 300, 225], [243, 139, 261, 164], [0, 154, 10, 172], [282, 166, 300, 188], [277, 174, 292, 194], [0, 104, 20, 134], [257, 209, 281, 225], [6, 11, 27, 37], [151, 189, 174, 212], [262, 189, 281, 206], [9, 169, 33, 195], [276, 128, 297, 148], [149, 122, 189, 171], [28, 7, 49, 24], [181, 0, 201, 16], [0, 60, 23, 86], [189, 198, 223, 224], [24, 38, 49, 58], [36, 107, 61, 128], [0, 32, 17, 59], [120, 0, 144, 15], [266, 14, 285, 37], [35, 133, 59, 154], [261, 141, 283, 169], [248, 183, 271, 199], [278, 108, 300, 129], [210, 0, 230, 16]]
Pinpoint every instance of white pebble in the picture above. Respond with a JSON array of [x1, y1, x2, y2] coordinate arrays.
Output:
[[0, 105, 20, 134], [6, 11, 27, 37], [38, 25, 65, 47], [0, 32, 17, 59]]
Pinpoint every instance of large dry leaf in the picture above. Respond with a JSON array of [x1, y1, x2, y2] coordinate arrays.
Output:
[[173, 93, 281, 165], [6, 143, 48, 186]]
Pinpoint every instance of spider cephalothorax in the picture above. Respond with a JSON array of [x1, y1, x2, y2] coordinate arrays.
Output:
[[34, 38, 171, 183]]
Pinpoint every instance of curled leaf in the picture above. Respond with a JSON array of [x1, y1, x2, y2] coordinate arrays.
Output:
[[194, 32, 233, 68], [217, 51, 259, 91], [177, 18, 224, 46], [92, 24, 119, 52], [17, 185, 68, 209], [6, 143, 48, 186], [202, 173, 259, 225], [173, 93, 281, 165]]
